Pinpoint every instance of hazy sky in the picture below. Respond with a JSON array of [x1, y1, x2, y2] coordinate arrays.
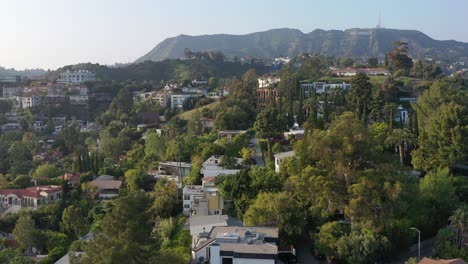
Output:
[[1, 0, 467, 70]]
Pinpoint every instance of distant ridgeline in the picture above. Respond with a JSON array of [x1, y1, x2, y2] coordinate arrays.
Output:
[[136, 28, 468, 63]]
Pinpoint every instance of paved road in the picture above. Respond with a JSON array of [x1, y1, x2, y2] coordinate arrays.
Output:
[[294, 236, 325, 264], [250, 137, 265, 167], [389, 237, 435, 263]]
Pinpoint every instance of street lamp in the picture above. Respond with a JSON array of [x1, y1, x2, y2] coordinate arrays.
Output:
[[410, 227, 421, 261]]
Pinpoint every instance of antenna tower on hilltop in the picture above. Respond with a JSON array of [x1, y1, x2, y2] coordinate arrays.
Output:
[[377, 12, 383, 29]]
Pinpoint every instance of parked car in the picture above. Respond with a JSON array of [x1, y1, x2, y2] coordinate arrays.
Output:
[[278, 252, 298, 264]]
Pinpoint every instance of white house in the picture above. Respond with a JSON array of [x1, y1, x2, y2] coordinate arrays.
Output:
[[192, 226, 279, 264], [57, 70, 96, 83], [0, 123, 21, 132], [300, 82, 351, 96], [331, 67, 390, 76], [19, 95, 41, 108], [170, 94, 192, 109], [0, 185, 63, 210], [69, 95, 89, 105], [274, 151, 295, 173], [258, 76, 280, 88], [183, 180, 224, 217], [188, 214, 229, 247], [2, 87, 20, 98], [200, 155, 242, 178], [394, 105, 409, 124]]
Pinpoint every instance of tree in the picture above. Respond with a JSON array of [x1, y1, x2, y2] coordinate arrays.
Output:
[[411, 79, 467, 171], [13, 214, 37, 252], [296, 112, 373, 188], [109, 87, 133, 119], [385, 128, 416, 166], [367, 57, 379, 68], [448, 205, 468, 249], [144, 131, 166, 163], [419, 169, 459, 231], [0, 100, 12, 114], [335, 228, 390, 264], [61, 205, 89, 239], [57, 121, 83, 154], [347, 73, 373, 123], [387, 41, 413, 74], [153, 179, 179, 218], [83, 191, 156, 264], [243, 192, 305, 244], [33, 163, 60, 178], [316, 221, 351, 260], [125, 169, 146, 192], [254, 108, 286, 161]]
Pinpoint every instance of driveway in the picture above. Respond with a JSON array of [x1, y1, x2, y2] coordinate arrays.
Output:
[[294, 236, 326, 264], [250, 137, 265, 167]]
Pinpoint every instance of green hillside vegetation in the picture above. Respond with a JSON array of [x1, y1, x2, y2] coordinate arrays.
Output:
[[178, 101, 220, 121], [49, 59, 269, 83]]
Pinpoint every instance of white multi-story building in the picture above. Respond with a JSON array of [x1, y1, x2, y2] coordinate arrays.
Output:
[[300, 82, 351, 96], [200, 155, 242, 178], [57, 70, 96, 83], [183, 180, 224, 216], [69, 95, 89, 105], [19, 95, 41, 108], [258, 76, 280, 88], [170, 94, 192, 109], [2, 87, 20, 98], [192, 226, 279, 264]]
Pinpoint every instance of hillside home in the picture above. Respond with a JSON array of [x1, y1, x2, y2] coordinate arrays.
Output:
[[0, 123, 21, 132], [89, 175, 123, 199], [58, 173, 81, 188], [0, 185, 63, 210], [217, 130, 247, 140], [274, 151, 295, 173], [57, 70, 95, 83], [300, 82, 351, 96], [192, 226, 279, 264], [200, 155, 242, 178], [183, 180, 223, 216], [331, 67, 390, 76], [170, 94, 192, 109]]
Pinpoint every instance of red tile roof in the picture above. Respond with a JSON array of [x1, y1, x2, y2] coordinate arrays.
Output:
[[0, 185, 62, 198], [419, 258, 467, 264]]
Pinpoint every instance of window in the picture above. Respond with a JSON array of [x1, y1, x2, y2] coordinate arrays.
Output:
[[184, 204, 190, 209], [184, 195, 190, 200]]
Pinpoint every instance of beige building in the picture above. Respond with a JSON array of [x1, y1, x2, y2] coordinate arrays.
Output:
[[0, 185, 63, 210]]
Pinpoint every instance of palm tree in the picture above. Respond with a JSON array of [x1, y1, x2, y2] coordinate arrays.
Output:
[[449, 205, 468, 248], [385, 128, 416, 166]]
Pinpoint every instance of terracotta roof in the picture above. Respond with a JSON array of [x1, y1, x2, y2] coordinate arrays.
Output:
[[419, 258, 467, 264], [0, 185, 62, 198], [90, 180, 123, 190], [58, 172, 81, 182]]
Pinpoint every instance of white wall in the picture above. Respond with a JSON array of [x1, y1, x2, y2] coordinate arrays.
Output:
[[234, 258, 275, 264]]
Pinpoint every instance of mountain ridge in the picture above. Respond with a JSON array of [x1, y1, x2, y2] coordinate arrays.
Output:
[[136, 28, 468, 63]]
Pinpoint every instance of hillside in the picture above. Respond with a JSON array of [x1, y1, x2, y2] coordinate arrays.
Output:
[[136, 28, 468, 63], [50, 59, 270, 82]]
